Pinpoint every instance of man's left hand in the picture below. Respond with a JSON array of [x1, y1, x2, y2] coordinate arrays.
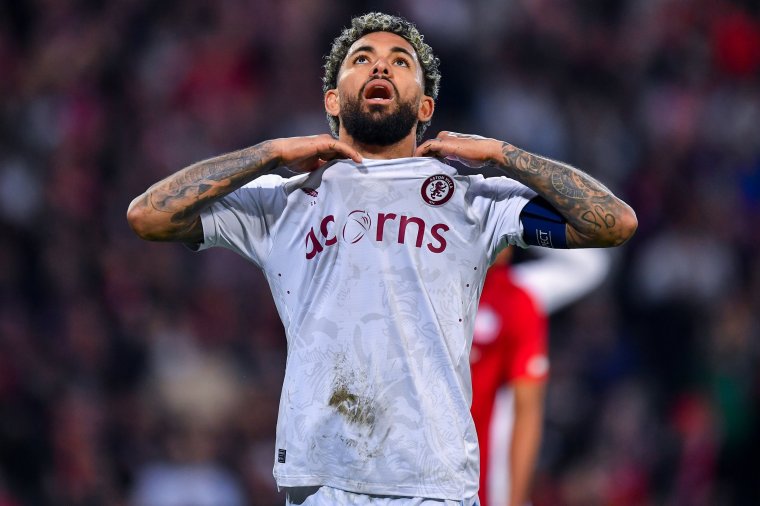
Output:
[[415, 131, 502, 168]]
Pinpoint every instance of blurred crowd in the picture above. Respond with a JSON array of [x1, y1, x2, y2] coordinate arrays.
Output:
[[1, 0, 759, 504]]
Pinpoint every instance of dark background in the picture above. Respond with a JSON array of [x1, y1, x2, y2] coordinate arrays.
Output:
[[1, 0, 758, 504]]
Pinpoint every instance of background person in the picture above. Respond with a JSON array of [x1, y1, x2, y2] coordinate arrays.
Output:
[[472, 247, 610, 506]]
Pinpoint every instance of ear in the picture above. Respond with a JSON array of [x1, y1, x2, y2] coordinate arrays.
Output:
[[417, 95, 434, 123], [325, 89, 340, 117]]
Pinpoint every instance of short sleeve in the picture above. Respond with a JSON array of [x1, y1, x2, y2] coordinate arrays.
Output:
[[465, 176, 537, 256], [196, 174, 288, 268]]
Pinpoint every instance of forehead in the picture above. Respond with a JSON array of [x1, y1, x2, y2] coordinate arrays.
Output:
[[345, 31, 419, 61]]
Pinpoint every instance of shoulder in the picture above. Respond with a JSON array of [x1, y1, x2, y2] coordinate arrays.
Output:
[[509, 281, 541, 314], [242, 173, 302, 190], [239, 172, 317, 201], [485, 266, 541, 315], [466, 174, 533, 199], [415, 157, 457, 174], [355, 157, 457, 176]]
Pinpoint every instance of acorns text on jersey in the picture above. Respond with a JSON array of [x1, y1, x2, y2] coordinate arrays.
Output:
[[304, 210, 450, 259]]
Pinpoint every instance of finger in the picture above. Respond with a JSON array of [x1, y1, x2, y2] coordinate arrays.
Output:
[[414, 141, 436, 157], [320, 148, 360, 165], [328, 140, 363, 163], [416, 138, 446, 157]]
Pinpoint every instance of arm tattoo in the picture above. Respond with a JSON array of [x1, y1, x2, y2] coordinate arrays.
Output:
[[503, 145, 547, 175], [550, 171, 609, 200], [582, 205, 617, 231], [148, 141, 277, 224], [499, 142, 628, 246]]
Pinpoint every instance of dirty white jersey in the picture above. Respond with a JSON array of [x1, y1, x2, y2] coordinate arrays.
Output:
[[197, 157, 536, 500]]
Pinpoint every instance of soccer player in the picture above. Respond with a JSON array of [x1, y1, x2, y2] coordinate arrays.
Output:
[[472, 247, 610, 506], [126, 12, 636, 506]]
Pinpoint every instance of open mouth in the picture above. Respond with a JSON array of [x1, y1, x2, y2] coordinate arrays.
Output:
[[363, 80, 394, 102]]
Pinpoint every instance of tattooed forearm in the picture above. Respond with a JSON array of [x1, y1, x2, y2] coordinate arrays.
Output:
[[498, 142, 636, 247], [549, 170, 610, 200], [502, 144, 549, 175], [127, 140, 278, 242], [582, 205, 617, 231], [148, 141, 277, 219]]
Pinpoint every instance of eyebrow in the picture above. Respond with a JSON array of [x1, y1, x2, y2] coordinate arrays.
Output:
[[348, 45, 416, 62]]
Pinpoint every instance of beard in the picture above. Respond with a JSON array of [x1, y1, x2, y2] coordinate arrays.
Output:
[[340, 92, 418, 146]]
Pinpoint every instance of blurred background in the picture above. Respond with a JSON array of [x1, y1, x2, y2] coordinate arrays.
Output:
[[1, 0, 759, 504]]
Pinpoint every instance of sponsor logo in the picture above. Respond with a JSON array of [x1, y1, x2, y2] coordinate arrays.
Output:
[[420, 175, 455, 206], [301, 187, 318, 197], [536, 230, 553, 248], [342, 210, 371, 244], [305, 210, 449, 259]]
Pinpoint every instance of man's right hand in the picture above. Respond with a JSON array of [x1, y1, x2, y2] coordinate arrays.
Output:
[[273, 135, 362, 173]]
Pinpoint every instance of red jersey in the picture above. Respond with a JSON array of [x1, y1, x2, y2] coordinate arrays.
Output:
[[470, 264, 549, 506]]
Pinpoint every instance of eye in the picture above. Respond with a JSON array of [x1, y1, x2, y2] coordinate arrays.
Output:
[[394, 57, 410, 67], [354, 54, 370, 64]]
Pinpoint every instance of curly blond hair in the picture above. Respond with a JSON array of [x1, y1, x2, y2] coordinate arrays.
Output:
[[322, 12, 441, 142]]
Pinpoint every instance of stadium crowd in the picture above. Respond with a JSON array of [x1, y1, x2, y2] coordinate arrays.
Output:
[[0, 0, 758, 504]]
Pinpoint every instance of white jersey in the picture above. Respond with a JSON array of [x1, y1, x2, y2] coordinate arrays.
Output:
[[197, 157, 535, 500]]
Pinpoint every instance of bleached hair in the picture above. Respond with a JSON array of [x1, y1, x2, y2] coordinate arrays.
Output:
[[322, 12, 441, 142]]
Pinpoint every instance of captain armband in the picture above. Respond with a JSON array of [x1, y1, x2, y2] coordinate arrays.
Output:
[[520, 196, 568, 249]]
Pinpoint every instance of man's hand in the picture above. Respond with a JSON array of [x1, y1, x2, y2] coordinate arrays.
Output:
[[415, 131, 502, 168], [274, 134, 363, 173]]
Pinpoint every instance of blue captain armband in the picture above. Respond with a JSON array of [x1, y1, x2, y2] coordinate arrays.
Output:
[[520, 196, 568, 248]]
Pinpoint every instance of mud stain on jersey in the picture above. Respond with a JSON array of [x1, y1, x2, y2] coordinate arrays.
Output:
[[328, 353, 390, 461], [327, 364, 391, 460], [329, 353, 379, 429], [328, 384, 376, 427]]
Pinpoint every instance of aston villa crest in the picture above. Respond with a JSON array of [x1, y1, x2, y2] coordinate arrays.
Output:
[[420, 175, 455, 206]]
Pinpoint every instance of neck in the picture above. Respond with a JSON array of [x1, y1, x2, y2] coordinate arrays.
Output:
[[339, 129, 417, 159]]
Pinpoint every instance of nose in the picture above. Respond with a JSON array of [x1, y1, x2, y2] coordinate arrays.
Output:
[[371, 57, 391, 77]]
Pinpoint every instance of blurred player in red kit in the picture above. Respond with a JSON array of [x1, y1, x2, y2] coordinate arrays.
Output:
[[472, 247, 610, 506]]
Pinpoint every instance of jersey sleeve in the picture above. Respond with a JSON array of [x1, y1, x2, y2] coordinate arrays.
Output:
[[196, 174, 288, 268], [465, 175, 537, 257], [502, 287, 549, 383]]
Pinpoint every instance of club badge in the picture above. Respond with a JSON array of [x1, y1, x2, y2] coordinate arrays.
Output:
[[420, 175, 455, 206]]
